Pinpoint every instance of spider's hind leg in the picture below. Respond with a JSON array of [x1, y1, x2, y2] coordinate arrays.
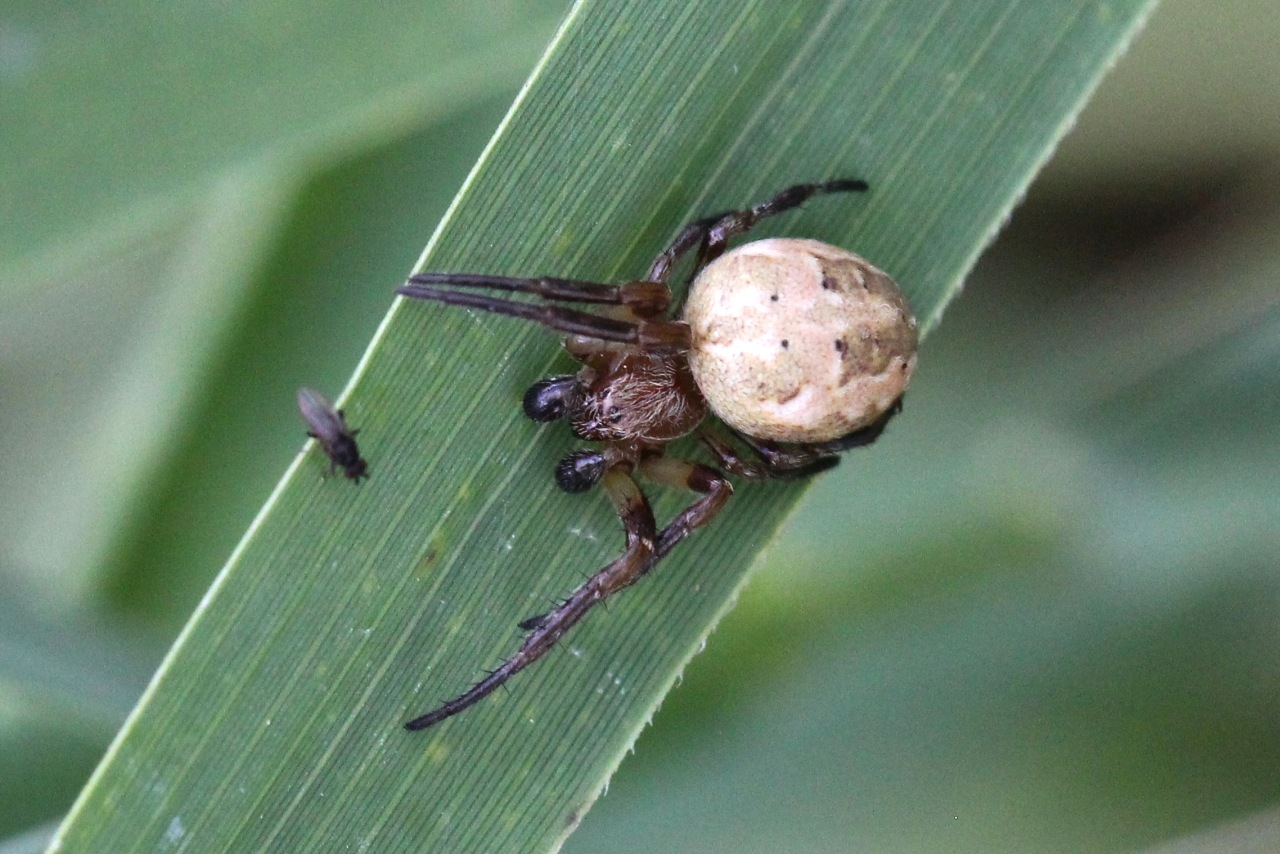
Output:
[[647, 179, 869, 284], [703, 397, 904, 480]]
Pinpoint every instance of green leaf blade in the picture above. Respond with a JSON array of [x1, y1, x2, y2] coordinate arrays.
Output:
[[51, 0, 1157, 851]]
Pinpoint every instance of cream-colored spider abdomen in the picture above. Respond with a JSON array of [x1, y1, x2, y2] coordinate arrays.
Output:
[[684, 237, 918, 443]]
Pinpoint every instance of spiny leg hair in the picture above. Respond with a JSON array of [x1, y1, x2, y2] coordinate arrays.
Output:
[[405, 467, 656, 730], [404, 457, 733, 730]]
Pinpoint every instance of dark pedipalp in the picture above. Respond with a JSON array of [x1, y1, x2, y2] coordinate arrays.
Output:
[[523, 376, 579, 422], [555, 450, 609, 493]]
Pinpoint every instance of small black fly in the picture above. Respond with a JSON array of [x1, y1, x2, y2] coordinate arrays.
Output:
[[297, 386, 368, 481]]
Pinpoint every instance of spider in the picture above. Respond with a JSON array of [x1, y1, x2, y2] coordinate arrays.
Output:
[[397, 179, 918, 729]]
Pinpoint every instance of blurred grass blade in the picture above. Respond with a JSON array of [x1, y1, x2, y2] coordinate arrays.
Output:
[[51, 0, 1157, 851], [0, 1, 566, 605]]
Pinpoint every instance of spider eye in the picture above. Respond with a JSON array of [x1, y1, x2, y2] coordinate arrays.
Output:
[[523, 376, 578, 422], [554, 450, 607, 493]]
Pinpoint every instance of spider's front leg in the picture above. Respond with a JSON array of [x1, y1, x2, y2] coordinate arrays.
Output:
[[405, 465, 656, 730], [638, 456, 734, 558], [405, 454, 735, 730], [397, 275, 688, 351]]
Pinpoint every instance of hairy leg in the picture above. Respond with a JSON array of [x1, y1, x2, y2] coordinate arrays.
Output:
[[404, 466, 656, 730], [405, 454, 735, 730], [702, 397, 903, 479], [398, 280, 689, 350], [639, 456, 734, 558], [647, 179, 869, 284], [404, 272, 670, 315]]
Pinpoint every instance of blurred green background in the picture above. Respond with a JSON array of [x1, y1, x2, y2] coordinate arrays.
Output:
[[2, 0, 1278, 851]]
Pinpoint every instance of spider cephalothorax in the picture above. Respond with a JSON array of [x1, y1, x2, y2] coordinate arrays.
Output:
[[397, 179, 918, 729], [565, 350, 707, 446]]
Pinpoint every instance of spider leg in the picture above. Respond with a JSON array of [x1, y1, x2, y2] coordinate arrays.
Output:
[[405, 465, 657, 730], [647, 179, 869, 284], [404, 273, 671, 317], [702, 397, 903, 479], [645, 215, 723, 285], [522, 454, 732, 625], [397, 282, 689, 351], [638, 456, 734, 558]]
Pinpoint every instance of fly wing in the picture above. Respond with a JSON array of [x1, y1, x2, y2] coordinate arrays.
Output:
[[296, 386, 346, 442]]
